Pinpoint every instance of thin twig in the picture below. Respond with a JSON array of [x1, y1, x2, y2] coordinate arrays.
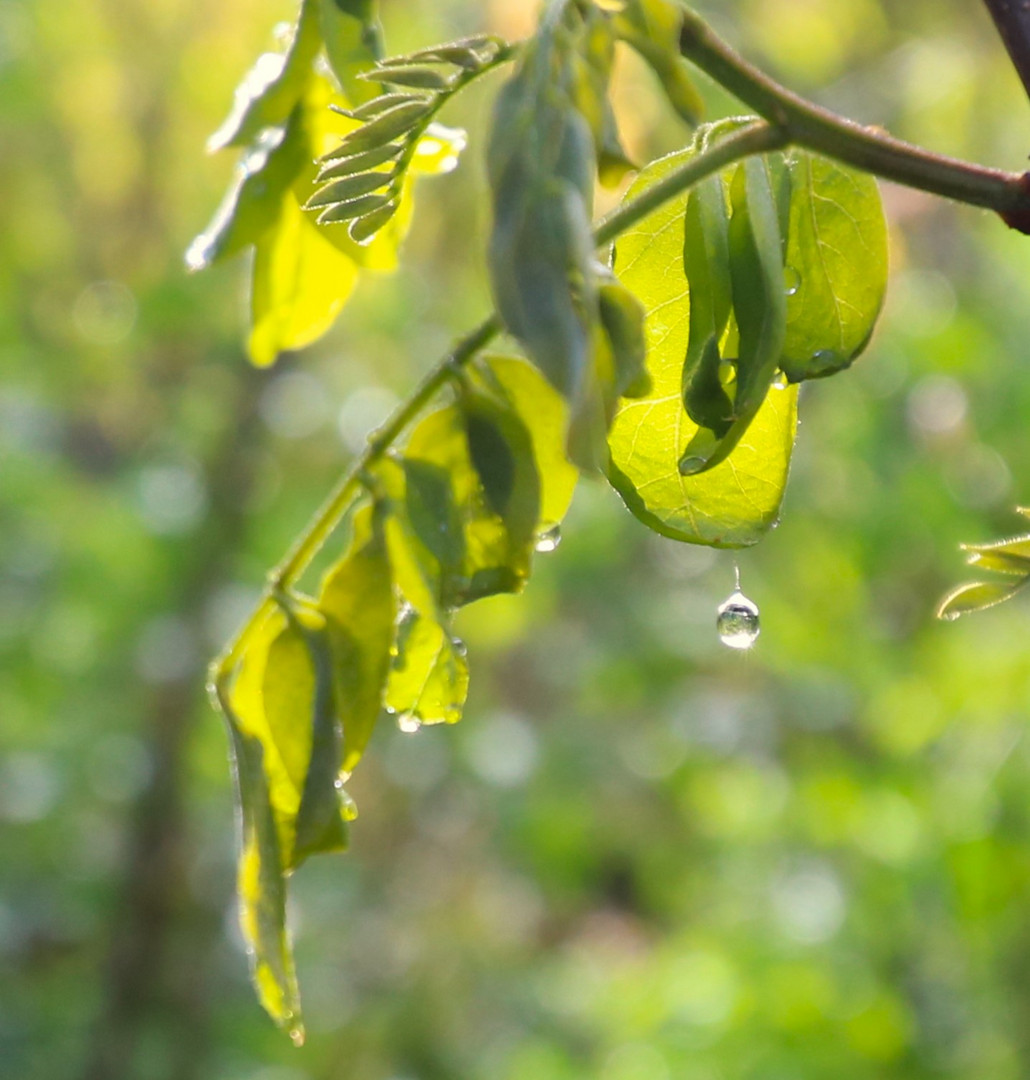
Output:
[[678, 10, 1030, 225]]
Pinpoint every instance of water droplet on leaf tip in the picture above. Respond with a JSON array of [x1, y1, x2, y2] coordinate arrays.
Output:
[[451, 637, 468, 658], [534, 523, 562, 553], [288, 1026, 305, 1048], [716, 590, 760, 650], [679, 456, 706, 476], [784, 266, 801, 296], [397, 714, 422, 734], [772, 371, 788, 390]]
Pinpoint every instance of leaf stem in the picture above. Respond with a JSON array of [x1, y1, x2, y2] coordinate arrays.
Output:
[[212, 121, 786, 683], [678, 10, 1030, 221]]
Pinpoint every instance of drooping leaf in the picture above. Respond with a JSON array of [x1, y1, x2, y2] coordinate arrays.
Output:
[[221, 697, 302, 1041], [471, 354, 579, 529], [607, 144, 798, 548], [679, 156, 788, 475], [186, 114, 309, 272], [317, 505, 395, 773], [248, 193, 360, 367], [399, 402, 540, 606], [487, 3, 633, 471], [680, 174, 732, 434], [208, 0, 321, 152], [779, 151, 888, 382], [612, 0, 704, 125], [385, 606, 469, 727]]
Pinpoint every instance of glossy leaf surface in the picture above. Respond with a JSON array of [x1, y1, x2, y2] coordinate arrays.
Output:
[[780, 152, 888, 382]]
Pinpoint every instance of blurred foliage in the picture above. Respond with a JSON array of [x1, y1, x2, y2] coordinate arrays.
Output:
[[6, 0, 1030, 1078]]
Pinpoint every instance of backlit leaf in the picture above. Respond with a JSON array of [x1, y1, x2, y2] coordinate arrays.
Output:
[[780, 152, 888, 382], [386, 606, 469, 726], [319, 0, 383, 104], [472, 354, 579, 528], [248, 194, 360, 367], [221, 698, 302, 1040], [607, 145, 798, 547], [317, 506, 395, 773], [208, 0, 320, 151], [612, 0, 704, 125], [937, 578, 1029, 621]]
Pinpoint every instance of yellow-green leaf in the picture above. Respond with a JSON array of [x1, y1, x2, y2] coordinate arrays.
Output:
[[385, 607, 469, 726], [248, 194, 360, 367], [607, 146, 798, 548], [937, 579, 1029, 621], [317, 506, 395, 773]]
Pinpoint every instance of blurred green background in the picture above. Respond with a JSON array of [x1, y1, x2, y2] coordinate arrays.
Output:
[[6, 1, 1030, 1077]]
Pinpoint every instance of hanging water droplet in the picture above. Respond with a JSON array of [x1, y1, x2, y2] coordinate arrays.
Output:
[[535, 523, 562, 553], [772, 370, 789, 391], [716, 590, 760, 650], [397, 713, 422, 734], [809, 349, 840, 374], [451, 636, 468, 659], [288, 1025, 305, 1048], [783, 265, 801, 296]]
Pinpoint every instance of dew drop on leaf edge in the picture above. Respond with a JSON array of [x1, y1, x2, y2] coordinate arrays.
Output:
[[783, 265, 801, 296], [535, 523, 562, 553], [397, 714, 422, 734], [716, 589, 760, 650]]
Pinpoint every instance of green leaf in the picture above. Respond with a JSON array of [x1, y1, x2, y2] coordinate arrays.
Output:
[[461, 388, 540, 549], [612, 0, 704, 125], [471, 355, 579, 530], [221, 699, 303, 1042], [248, 193, 360, 367], [681, 175, 732, 434], [317, 506, 396, 773], [937, 578, 1029, 621], [186, 114, 309, 272], [679, 156, 787, 475], [963, 535, 1030, 575], [331, 98, 434, 155], [779, 152, 888, 382], [362, 64, 456, 90], [400, 403, 540, 606], [385, 606, 469, 727], [208, 0, 321, 152], [488, 7, 628, 471], [318, 0, 383, 104], [606, 145, 798, 548], [597, 273, 651, 399], [316, 141, 404, 181]]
